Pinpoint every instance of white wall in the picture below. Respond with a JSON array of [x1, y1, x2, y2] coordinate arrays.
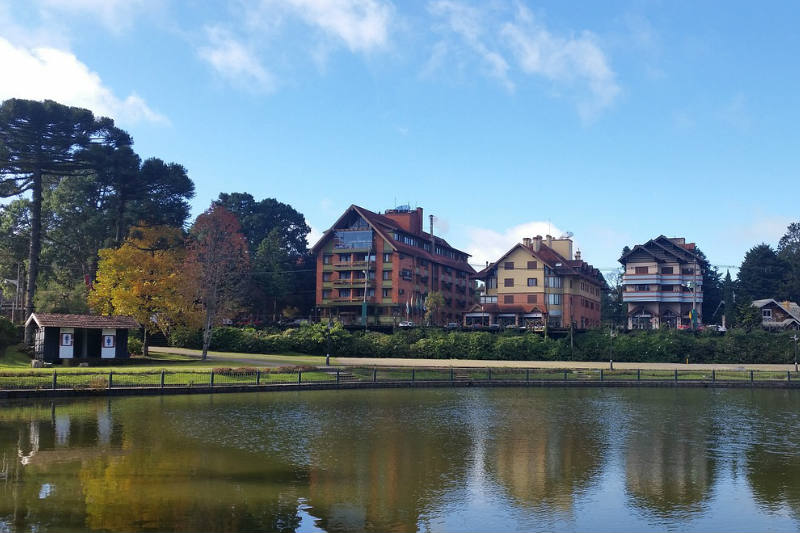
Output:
[[58, 328, 74, 359]]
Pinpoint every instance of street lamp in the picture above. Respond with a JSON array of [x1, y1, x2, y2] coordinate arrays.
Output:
[[362, 269, 368, 331], [326, 318, 333, 366], [609, 326, 616, 370], [792, 333, 798, 372]]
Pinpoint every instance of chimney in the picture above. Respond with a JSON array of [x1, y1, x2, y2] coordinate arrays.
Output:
[[523, 237, 531, 248], [545, 234, 553, 248], [532, 235, 542, 252], [575, 249, 582, 261]]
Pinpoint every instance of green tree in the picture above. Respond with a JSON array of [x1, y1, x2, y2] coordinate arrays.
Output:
[[778, 222, 800, 302], [601, 268, 625, 328], [723, 270, 736, 328], [424, 292, 445, 326], [736, 299, 762, 332], [254, 228, 292, 323], [737, 243, 789, 302], [0, 98, 130, 342]]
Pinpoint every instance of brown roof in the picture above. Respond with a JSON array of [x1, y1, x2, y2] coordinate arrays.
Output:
[[26, 313, 139, 329], [313, 204, 476, 274]]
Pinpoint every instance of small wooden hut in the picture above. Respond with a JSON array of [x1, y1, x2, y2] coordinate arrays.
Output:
[[25, 313, 139, 363]]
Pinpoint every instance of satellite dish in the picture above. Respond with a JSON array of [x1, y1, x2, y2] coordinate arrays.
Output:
[[561, 231, 574, 239]]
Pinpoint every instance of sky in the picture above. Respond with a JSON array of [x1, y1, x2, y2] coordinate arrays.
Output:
[[1, 0, 798, 275]]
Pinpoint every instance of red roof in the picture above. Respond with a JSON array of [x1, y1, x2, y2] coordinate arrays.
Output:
[[26, 313, 139, 329]]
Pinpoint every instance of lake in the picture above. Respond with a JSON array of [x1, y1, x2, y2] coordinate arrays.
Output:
[[1, 387, 799, 532]]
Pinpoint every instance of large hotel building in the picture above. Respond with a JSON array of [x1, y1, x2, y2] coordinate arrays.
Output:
[[619, 236, 703, 329], [472, 235, 605, 329], [311, 205, 476, 326]]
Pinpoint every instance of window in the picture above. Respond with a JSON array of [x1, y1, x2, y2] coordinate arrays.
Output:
[[527, 261, 537, 269], [399, 289, 405, 295], [661, 285, 674, 292], [527, 294, 537, 304], [545, 276, 562, 288], [487, 277, 497, 289], [547, 293, 562, 305], [333, 229, 373, 249], [382, 288, 391, 298], [504, 261, 514, 270], [322, 272, 332, 282], [636, 284, 650, 291], [504, 295, 514, 304], [322, 289, 332, 299], [527, 278, 537, 287], [401, 269, 413, 280], [367, 288, 375, 297], [504, 278, 514, 287], [338, 288, 351, 298], [383, 252, 392, 263], [635, 266, 648, 274], [338, 253, 351, 263], [569, 280, 574, 288], [762, 308, 772, 319], [382, 270, 392, 280], [355, 271, 366, 280], [339, 271, 351, 280], [661, 267, 674, 274], [323, 254, 332, 265], [354, 289, 364, 298]]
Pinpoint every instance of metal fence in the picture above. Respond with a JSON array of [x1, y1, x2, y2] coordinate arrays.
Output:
[[1, 367, 800, 392]]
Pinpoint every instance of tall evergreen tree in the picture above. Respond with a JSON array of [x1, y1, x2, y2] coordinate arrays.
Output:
[[723, 270, 736, 328], [0, 98, 130, 342], [737, 243, 789, 302], [777, 222, 800, 302]]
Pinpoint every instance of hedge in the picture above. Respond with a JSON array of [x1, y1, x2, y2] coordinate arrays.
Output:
[[164, 324, 800, 364]]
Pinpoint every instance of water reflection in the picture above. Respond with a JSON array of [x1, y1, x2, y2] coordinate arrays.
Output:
[[0, 388, 799, 532]]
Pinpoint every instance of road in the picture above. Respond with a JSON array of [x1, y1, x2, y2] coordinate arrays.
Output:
[[149, 346, 798, 371]]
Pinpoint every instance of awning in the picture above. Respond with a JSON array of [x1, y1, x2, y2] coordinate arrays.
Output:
[[465, 312, 490, 317], [523, 312, 543, 318], [497, 314, 517, 318]]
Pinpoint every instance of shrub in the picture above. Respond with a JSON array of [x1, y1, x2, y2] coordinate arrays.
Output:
[[128, 336, 143, 356], [0, 317, 16, 355]]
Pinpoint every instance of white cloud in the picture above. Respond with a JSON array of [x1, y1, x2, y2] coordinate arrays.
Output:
[[0, 37, 167, 125], [307, 225, 324, 248], [428, 0, 513, 90], [501, 4, 619, 119], [464, 221, 567, 269], [198, 26, 274, 91], [285, 0, 393, 52], [37, 0, 154, 32]]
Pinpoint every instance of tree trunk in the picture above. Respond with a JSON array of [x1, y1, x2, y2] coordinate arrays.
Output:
[[24, 170, 42, 345], [202, 309, 213, 360], [142, 328, 149, 357]]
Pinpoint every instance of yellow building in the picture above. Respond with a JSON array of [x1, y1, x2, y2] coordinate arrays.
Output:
[[471, 235, 605, 329]]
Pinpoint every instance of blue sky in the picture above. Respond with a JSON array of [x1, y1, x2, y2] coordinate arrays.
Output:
[[1, 0, 798, 274]]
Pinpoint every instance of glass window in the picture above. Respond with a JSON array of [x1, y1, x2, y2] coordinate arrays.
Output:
[[527, 261, 537, 269], [504, 295, 514, 304], [382, 288, 391, 298], [504, 278, 514, 287], [527, 294, 537, 303], [548, 293, 562, 305], [382, 270, 392, 280], [383, 252, 392, 262], [338, 288, 351, 298], [322, 272, 332, 281], [504, 261, 514, 270], [339, 271, 351, 280], [334, 229, 373, 249], [527, 278, 537, 287], [323, 254, 332, 265], [322, 289, 332, 299]]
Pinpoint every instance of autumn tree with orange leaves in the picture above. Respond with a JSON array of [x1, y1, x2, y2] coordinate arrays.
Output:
[[89, 225, 185, 356], [182, 204, 250, 359]]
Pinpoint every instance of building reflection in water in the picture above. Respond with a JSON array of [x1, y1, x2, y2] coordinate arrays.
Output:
[[622, 391, 717, 520]]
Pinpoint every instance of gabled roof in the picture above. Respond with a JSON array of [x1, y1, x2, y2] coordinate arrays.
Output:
[[26, 313, 139, 329], [475, 242, 606, 287], [311, 204, 476, 273], [752, 299, 800, 324], [619, 235, 702, 265]]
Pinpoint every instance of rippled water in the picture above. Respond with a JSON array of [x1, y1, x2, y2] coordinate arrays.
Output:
[[1, 388, 800, 532]]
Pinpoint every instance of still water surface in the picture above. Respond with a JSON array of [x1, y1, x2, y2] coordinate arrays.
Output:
[[1, 387, 800, 532]]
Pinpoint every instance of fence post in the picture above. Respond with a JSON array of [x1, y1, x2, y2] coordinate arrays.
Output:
[[488, 368, 492, 381], [450, 368, 454, 382], [788, 371, 791, 382], [750, 370, 754, 383], [210, 370, 214, 387], [712, 369, 715, 383], [563, 370, 567, 381], [373, 368, 377, 382], [161, 370, 165, 390], [256, 370, 261, 385], [52, 370, 57, 390], [298, 371, 302, 384], [336, 369, 340, 384], [412, 368, 415, 383], [526, 369, 530, 382], [674, 369, 678, 382], [600, 369, 604, 381], [637, 369, 641, 381], [108, 371, 113, 390]]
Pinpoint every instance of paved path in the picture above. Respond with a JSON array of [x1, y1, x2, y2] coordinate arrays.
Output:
[[150, 347, 798, 372]]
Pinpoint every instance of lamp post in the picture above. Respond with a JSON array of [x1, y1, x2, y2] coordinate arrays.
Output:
[[362, 269, 368, 331], [326, 318, 333, 366], [609, 326, 616, 370], [792, 333, 798, 372]]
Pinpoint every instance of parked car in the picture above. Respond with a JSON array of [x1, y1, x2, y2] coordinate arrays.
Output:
[[398, 321, 416, 328], [444, 322, 461, 330]]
